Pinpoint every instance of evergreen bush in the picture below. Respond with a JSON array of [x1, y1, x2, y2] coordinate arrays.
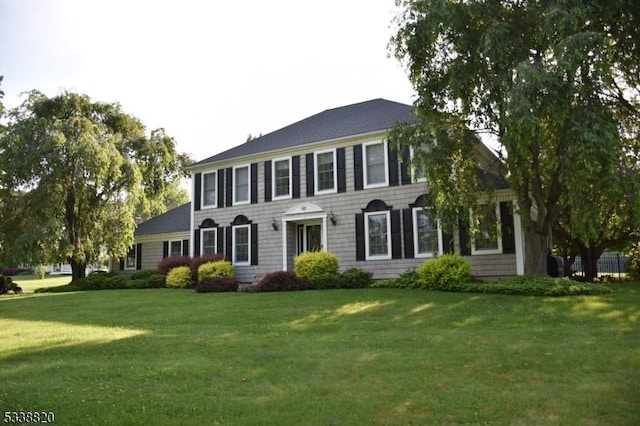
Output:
[[294, 251, 339, 279], [418, 255, 472, 289], [166, 266, 192, 288], [197, 260, 235, 282]]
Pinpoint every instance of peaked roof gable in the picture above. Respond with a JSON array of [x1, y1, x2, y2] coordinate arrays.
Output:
[[135, 202, 191, 237], [193, 98, 418, 167]]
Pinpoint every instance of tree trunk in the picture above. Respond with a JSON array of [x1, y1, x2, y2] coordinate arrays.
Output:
[[70, 259, 87, 283], [523, 224, 550, 276], [576, 244, 604, 282]]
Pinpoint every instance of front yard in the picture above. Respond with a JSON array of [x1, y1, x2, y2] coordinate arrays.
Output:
[[1, 281, 638, 425]]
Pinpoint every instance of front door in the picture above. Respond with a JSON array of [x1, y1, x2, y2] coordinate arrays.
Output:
[[297, 223, 322, 254]]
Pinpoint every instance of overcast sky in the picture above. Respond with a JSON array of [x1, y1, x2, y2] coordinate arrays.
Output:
[[0, 0, 416, 162]]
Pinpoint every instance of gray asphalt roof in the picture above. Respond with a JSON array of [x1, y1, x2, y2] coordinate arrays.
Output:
[[135, 202, 191, 237], [192, 98, 418, 167]]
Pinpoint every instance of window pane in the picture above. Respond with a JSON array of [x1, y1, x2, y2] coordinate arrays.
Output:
[[367, 213, 388, 256], [235, 167, 249, 202], [475, 209, 499, 250], [366, 143, 385, 185], [234, 227, 249, 263], [170, 241, 182, 256], [203, 172, 216, 206], [317, 152, 334, 191], [202, 230, 216, 255], [274, 159, 290, 197], [416, 210, 438, 254], [126, 247, 136, 269]]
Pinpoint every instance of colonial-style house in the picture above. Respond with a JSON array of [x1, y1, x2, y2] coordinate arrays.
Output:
[[184, 99, 525, 282]]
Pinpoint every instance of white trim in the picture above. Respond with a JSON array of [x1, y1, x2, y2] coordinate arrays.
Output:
[[412, 207, 442, 258], [314, 149, 337, 195], [364, 211, 392, 260], [363, 140, 389, 189], [168, 239, 184, 257], [201, 171, 217, 209], [200, 228, 217, 255], [272, 156, 292, 200], [125, 245, 137, 270], [232, 164, 251, 206], [471, 205, 503, 255], [513, 203, 525, 275], [232, 224, 251, 266]]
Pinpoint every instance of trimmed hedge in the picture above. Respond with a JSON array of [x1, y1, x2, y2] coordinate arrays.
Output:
[[157, 255, 191, 275], [253, 271, 310, 292], [198, 260, 235, 282], [294, 251, 339, 280], [418, 255, 472, 290], [166, 266, 192, 289], [195, 277, 240, 293], [191, 254, 227, 280]]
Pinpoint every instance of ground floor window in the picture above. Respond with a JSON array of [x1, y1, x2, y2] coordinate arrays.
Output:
[[125, 246, 137, 270], [365, 211, 391, 260], [201, 229, 217, 255], [169, 240, 183, 257], [233, 225, 250, 265], [413, 208, 441, 257], [471, 205, 502, 255]]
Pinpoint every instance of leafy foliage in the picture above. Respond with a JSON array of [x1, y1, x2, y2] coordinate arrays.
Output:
[[195, 277, 240, 293], [629, 243, 640, 281], [157, 255, 191, 275], [294, 251, 339, 279], [310, 268, 373, 289], [253, 271, 310, 292], [417, 255, 472, 290], [128, 271, 165, 289], [190, 254, 226, 279], [165, 266, 192, 289], [197, 260, 234, 282]]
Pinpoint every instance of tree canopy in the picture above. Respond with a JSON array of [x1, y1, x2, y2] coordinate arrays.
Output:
[[0, 90, 192, 280], [390, 0, 640, 277]]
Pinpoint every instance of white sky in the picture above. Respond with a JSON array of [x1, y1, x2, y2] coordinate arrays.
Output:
[[0, 0, 416, 162]]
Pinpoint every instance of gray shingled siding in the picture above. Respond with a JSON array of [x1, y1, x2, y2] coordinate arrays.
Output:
[[194, 134, 518, 282]]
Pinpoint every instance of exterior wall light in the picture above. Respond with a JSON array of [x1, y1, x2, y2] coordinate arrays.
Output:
[[271, 217, 279, 231], [329, 212, 336, 225]]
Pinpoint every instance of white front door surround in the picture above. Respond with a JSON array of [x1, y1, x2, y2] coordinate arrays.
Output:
[[281, 202, 329, 271]]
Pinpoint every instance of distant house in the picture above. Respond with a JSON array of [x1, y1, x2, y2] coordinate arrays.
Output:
[[180, 99, 525, 282], [112, 203, 191, 273]]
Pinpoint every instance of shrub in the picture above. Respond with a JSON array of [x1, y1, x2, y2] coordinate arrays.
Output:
[[254, 271, 310, 292], [309, 273, 340, 289], [294, 251, 339, 280], [157, 255, 191, 275], [338, 268, 373, 289], [371, 269, 421, 289], [195, 277, 240, 293], [198, 260, 235, 282], [75, 272, 128, 290], [418, 255, 472, 290], [34, 265, 48, 279], [166, 266, 192, 288], [629, 243, 640, 281], [191, 254, 226, 280], [128, 273, 165, 289]]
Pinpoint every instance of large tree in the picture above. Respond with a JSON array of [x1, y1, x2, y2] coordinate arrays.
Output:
[[390, 0, 640, 276], [0, 91, 191, 281]]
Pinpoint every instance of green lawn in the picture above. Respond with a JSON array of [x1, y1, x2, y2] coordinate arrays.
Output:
[[1, 283, 638, 425]]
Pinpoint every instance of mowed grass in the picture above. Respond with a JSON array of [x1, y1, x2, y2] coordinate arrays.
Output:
[[0, 283, 639, 425]]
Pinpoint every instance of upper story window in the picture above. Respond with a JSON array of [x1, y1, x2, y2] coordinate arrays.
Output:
[[409, 146, 427, 183], [201, 228, 217, 255], [273, 157, 292, 199], [413, 208, 442, 257], [364, 140, 389, 188], [471, 205, 502, 255], [315, 149, 336, 194], [365, 211, 391, 260], [233, 165, 250, 205], [202, 171, 217, 208]]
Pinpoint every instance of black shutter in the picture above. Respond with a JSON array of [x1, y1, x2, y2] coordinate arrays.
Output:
[[217, 168, 225, 208], [264, 160, 272, 202], [306, 153, 315, 197], [337, 147, 346, 193], [251, 223, 258, 265], [500, 202, 516, 254], [225, 168, 233, 207], [459, 217, 471, 256], [353, 144, 363, 191], [403, 208, 414, 259], [136, 243, 142, 270], [292, 155, 300, 199], [391, 210, 402, 259], [194, 229, 201, 257], [216, 227, 224, 257], [250, 163, 258, 204], [225, 226, 233, 261], [442, 232, 454, 254], [182, 239, 189, 256], [400, 146, 411, 185], [388, 146, 399, 187], [355, 213, 365, 261], [194, 173, 202, 211], [163, 241, 169, 258]]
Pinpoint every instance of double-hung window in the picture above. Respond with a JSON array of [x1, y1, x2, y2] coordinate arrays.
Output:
[[471, 205, 502, 255], [315, 149, 336, 194], [413, 208, 441, 257], [273, 157, 292, 199], [364, 140, 389, 188], [233, 225, 250, 265], [202, 171, 217, 208], [201, 229, 217, 255], [169, 240, 183, 257], [125, 246, 137, 270], [365, 211, 391, 260], [233, 165, 250, 205]]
